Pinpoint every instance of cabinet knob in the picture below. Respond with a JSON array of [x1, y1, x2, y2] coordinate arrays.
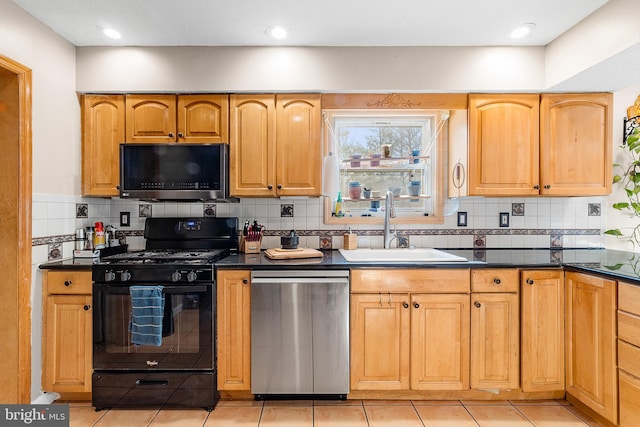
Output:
[[474, 301, 481, 308], [168, 132, 174, 138], [83, 304, 91, 311], [242, 278, 249, 284], [544, 185, 551, 189], [413, 302, 420, 309], [526, 278, 534, 285], [493, 278, 501, 285], [64, 280, 72, 287], [267, 185, 273, 190], [533, 185, 540, 190], [178, 132, 184, 138], [277, 184, 283, 190], [402, 302, 409, 309]]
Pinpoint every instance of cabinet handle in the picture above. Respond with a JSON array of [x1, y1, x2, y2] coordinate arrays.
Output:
[[168, 132, 174, 138], [178, 132, 184, 138], [474, 301, 481, 308], [413, 302, 420, 309], [64, 280, 72, 287], [526, 278, 534, 285], [402, 302, 409, 309], [268, 185, 273, 190], [493, 278, 501, 285], [83, 304, 91, 311], [533, 185, 540, 190], [544, 184, 551, 189], [277, 184, 283, 190], [242, 278, 249, 284]]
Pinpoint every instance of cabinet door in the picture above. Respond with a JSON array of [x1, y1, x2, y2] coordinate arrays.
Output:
[[42, 295, 92, 393], [216, 270, 252, 391], [410, 293, 470, 390], [275, 94, 322, 196], [565, 272, 617, 424], [350, 293, 410, 390], [125, 94, 177, 142], [619, 370, 640, 427], [470, 292, 519, 389], [540, 93, 612, 196], [521, 270, 564, 392], [81, 94, 124, 197], [468, 94, 540, 196], [177, 94, 229, 143], [229, 95, 276, 196]]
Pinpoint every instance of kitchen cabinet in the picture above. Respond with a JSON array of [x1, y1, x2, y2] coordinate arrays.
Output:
[[617, 281, 640, 427], [41, 270, 93, 394], [229, 94, 322, 197], [468, 93, 612, 196], [565, 271, 617, 425], [81, 94, 125, 197], [350, 269, 470, 391], [470, 269, 519, 390], [520, 269, 564, 392], [216, 270, 251, 391], [125, 94, 229, 143]]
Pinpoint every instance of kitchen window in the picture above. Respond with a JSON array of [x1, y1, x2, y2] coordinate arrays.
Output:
[[323, 109, 447, 224]]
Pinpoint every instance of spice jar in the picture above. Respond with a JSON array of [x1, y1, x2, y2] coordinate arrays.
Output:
[[348, 181, 362, 199]]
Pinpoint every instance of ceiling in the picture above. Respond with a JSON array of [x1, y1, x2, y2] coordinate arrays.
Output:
[[11, 0, 609, 47]]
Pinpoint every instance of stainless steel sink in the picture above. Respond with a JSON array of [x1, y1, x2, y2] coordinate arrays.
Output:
[[338, 248, 468, 263]]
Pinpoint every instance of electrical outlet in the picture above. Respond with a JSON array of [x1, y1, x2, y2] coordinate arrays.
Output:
[[120, 211, 130, 227]]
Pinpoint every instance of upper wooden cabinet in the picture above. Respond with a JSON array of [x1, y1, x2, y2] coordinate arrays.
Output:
[[81, 94, 125, 197], [540, 93, 612, 196], [468, 93, 612, 196], [229, 94, 322, 197], [125, 94, 229, 143]]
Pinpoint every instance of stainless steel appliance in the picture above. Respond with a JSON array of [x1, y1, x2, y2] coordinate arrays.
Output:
[[119, 143, 230, 201], [92, 217, 238, 411], [251, 270, 350, 399]]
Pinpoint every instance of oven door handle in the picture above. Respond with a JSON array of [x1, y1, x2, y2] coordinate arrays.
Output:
[[162, 285, 207, 294]]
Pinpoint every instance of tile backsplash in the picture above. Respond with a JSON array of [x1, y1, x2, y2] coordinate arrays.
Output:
[[31, 193, 606, 263]]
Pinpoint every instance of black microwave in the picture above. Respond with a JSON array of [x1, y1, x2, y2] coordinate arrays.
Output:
[[119, 143, 229, 201]]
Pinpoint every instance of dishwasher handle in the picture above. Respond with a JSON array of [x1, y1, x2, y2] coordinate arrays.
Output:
[[251, 276, 349, 285]]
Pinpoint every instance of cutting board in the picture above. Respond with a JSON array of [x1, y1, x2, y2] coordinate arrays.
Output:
[[264, 247, 324, 260]]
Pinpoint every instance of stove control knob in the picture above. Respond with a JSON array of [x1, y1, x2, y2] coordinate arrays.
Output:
[[104, 270, 116, 282], [187, 271, 198, 282], [120, 270, 132, 282], [171, 271, 182, 282]]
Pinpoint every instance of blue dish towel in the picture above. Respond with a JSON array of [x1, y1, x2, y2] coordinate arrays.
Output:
[[129, 285, 165, 346]]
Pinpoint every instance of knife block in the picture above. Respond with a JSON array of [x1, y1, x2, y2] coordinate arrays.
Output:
[[241, 236, 261, 254]]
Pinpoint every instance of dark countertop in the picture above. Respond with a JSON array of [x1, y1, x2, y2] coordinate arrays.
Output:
[[40, 248, 640, 285]]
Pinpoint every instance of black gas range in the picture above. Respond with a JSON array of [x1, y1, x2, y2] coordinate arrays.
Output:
[[92, 217, 238, 412]]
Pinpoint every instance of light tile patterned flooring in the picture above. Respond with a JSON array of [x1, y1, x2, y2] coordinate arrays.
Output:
[[65, 399, 605, 427]]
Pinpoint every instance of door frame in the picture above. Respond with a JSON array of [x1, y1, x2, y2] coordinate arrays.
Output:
[[0, 54, 32, 403]]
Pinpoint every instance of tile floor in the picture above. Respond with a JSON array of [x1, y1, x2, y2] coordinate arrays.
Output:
[[64, 399, 605, 427]]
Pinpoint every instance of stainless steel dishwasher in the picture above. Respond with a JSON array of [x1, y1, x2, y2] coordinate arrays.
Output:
[[251, 270, 350, 398]]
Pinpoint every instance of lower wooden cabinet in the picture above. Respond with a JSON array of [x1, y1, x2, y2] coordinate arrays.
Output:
[[350, 269, 471, 392], [565, 271, 617, 424], [618, 281, 640, 427], [216, 269, 252, 391], [520, 269, 565, 392], [42, 270, 93, 393]]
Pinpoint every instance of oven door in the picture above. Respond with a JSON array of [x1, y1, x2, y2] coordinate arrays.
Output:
[[93, 282, 214, 371]]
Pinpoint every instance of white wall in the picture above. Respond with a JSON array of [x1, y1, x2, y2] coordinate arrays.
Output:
[[0, 0, 80, 196]]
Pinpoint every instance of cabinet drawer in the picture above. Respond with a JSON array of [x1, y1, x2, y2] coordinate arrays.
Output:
[[619, 310, 640, 348], [351, 269, 470, 293], [471, 269, 518, 293], [619, 370, 640, 427], [619, 340, 640, 378], [619, 282, 640, 316], [45, 271, 92, 294]]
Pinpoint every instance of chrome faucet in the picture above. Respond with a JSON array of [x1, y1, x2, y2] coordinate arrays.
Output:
[[383, 190, 397, 249]]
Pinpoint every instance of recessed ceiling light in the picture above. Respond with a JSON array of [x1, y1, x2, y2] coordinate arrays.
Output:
[[103, 28, 122, 40], [266, 25, 288, 40], [509, 23, 536, 39]]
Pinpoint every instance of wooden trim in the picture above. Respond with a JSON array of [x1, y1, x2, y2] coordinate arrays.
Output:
[[0, 54, 32, 404], [321, 93, 468, 110]]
